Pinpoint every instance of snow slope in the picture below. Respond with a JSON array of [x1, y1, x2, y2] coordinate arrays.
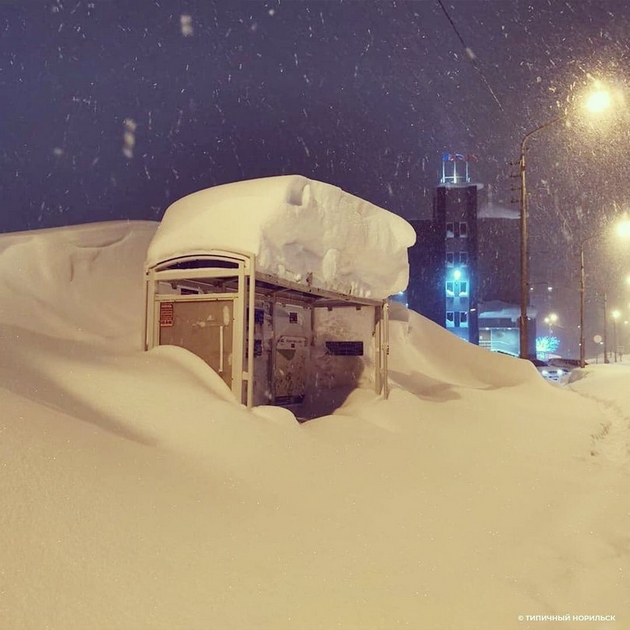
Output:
[[0, 221, 628, 630]]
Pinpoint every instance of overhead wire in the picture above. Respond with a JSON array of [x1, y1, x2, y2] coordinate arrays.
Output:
[[436, 0, 505, 114]]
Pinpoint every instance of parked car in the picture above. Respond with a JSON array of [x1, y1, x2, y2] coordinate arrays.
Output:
[[530, 357, 583, 382], [537, 362, 568, 382]]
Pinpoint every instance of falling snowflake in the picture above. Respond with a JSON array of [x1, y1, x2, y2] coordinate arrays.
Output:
[[122, 118, 137, 159], [180, 15, 193, 37]]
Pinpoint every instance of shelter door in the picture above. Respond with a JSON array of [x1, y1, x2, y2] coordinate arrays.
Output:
[[159, 300, 234, 388]]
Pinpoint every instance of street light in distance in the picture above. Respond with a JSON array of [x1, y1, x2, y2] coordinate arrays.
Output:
[[579, 214, 630, 367]]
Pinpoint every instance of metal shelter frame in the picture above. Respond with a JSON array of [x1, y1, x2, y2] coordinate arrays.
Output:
[[144, 249, 390, 408]]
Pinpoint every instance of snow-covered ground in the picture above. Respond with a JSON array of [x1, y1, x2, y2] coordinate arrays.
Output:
[[0, 220, 628, 629]]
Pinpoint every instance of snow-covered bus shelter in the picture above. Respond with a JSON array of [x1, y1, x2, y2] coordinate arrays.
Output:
[[143, 175, 415, 415]]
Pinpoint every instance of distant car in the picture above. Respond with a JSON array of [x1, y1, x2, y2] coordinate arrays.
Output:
[[529, 357, 582, 382], [537, 363, 568, 382]]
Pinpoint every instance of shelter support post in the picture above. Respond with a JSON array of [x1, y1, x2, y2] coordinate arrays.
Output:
[[374, 300, 390, 399], [246, 256, 256, 408]]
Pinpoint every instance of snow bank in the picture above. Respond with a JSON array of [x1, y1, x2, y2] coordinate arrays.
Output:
[[388, 301, 541, 391], [1, 221, 629, 629], [0, 221, 157, 348], [567, 365, 630, 464], [145, 175, 416, 299]]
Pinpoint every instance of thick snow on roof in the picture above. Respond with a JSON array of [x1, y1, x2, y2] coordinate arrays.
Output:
[[146, 175, 416, 300], [2, 221, 630, 628]]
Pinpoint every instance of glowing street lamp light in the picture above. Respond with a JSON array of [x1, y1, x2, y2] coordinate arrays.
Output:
[[585, 89, 613, 114], [617, 214, 630, 238], [519, 83, 614, 360]]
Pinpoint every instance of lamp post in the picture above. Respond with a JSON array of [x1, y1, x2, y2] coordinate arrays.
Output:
[[579, 232, 604, 367], [579, 215, 630, 367], [612, 309, 621, 362], [603, 292, 609, 364], [519, 115, 567, 359], [519, 83, 614, 360]]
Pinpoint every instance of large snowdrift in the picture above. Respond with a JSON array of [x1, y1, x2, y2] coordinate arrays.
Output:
[[0, 221, 157, 347], [1, 220, 629, 630], [145, 175, 416, 299]]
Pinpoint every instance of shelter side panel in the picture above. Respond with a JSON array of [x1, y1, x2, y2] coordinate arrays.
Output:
[[159, 300, 234, 388]]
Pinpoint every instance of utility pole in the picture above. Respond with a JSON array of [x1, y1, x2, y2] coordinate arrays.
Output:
[[603, 292, 609, 364]]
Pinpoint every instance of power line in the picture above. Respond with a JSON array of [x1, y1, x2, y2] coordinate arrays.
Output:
[[436, 0, 505, 114]]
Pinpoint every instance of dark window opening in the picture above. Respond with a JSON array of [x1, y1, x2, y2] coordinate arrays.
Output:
[[246, 339, 263, 359], [459, 252, 468, 265], [446, 252, 454, 265], [446, 222, 455, 238], [459, 222, 468, 238], [289, 312, 298, 324], [325, 341, 364, 356]]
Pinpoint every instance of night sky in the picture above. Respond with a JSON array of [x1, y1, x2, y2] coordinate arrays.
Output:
[[3, 0, 630, 353]]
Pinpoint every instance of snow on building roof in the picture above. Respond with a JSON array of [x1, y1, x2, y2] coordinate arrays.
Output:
[[146, 175, 416, 300], [477, 202, 520, 219]]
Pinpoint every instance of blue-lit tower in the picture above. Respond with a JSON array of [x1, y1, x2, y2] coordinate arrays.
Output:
[[408, 153, 479, 344]]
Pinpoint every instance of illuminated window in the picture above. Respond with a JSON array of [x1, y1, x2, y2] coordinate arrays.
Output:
[[459, 222, 468, 238], [458, 281, 468, 296], [446, 252, 454, 265], [460, 311, 469, 327], [446, 222, 455, 238], [459, 251, 468, 265], [446, 311, 455, 327], [446, 281, 454, 296]]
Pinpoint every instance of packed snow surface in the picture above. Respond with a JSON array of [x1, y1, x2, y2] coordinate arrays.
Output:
[[145, 175, 416, 299], [1, 221, 629, 630]]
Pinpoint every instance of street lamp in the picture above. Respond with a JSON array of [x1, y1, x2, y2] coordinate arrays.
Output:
[[612, 309, 621, 362], [519, 114, 566, 359], [519, 84, 614, 360], [579, 215, 630, 367], [543, 312, 558, 332]]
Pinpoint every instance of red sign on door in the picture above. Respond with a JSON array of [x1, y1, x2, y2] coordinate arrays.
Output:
[[160, 302, 174, 327]]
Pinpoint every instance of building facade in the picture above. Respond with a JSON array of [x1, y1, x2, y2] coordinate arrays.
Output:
[[408, 156, 479, 344], [407, 154, 535, 356]]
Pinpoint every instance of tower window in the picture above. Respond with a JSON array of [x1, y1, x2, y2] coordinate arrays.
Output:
[[446, 222, 455, 238], [446, 252, 454, 265], [459, 251, 468, 265], [459, 222, 468, 238], [458, 281, 468, 296], [446, 311, 455, 327], [446, 281, 454, 296], [460, 311, 469, 327]]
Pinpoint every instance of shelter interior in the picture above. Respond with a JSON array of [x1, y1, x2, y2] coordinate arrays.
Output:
[[144, 251, 389, 419]]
